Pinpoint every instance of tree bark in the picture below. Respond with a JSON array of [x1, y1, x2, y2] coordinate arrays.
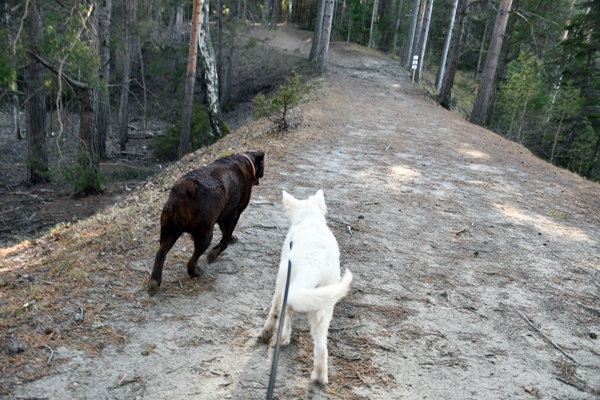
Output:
[[199, 0, 225, 139], [78, 1, 102, 196], [315, 0, 334, 72], [179, 0, 202, 158], [410, 0, 426, 63], [12, 82, 21, 140], [403, 0, 421, 68], [368, 0, 380, 49], [550, 112, 564, 164], [469, 0, 512, 126], [310, 0, 326, 62], [118, 0, 137, 152], [24, 0, 48, 185], [438, 0, 469, 109], [435, 0, 458, 93], [97, 0, 112, 159], [414, 0, 433, 84]]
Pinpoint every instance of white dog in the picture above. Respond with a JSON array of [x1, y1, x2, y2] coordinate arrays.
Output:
[[260, 189, 352, 385]]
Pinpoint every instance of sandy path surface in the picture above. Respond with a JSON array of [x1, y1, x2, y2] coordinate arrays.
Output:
[[6, 26, 600, 399]]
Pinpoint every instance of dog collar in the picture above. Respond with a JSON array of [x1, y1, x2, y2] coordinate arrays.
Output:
[[239, 153, 256, 179]]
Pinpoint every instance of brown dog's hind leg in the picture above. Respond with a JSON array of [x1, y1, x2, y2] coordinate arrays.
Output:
[[207, 216, 239, 263], [147, 230, 181, 296], [187, 229, 213, 277]]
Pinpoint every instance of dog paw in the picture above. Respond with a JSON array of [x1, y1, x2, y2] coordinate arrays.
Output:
[[310, 371, 328, 386], [206, 249, 219, 263], [259, 328, 273, 343], [230, 235, 239, 243], [187, 266, 201, 277], [147, 279, 160, 297], [280, 333, 291, 346]]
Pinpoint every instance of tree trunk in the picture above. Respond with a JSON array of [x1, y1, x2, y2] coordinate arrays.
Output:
[[216, 0, 224, 97], [403, 0, 421, 68], [310, 0, 326, 62], [410, 0, 426, 62], [438, 0, 469, 109], [118, 0, 137, 152], [137, 38, 147, 129], [262, 0, 271, 27], [550, 112, 564, 164], [473, 20, 488, 79], [485, 25, 514, 127], [392, 0, 404, 55], [78, 2, 102, 196], [435, 0, 458, 92], [199, 0, 225, 139], [24, 0, 48, 185], [97, 0, 112, 159], [340, 0, 346, 27], [179, 0, 202, 158], [414, 0, 433, 84], [12, 82, 21, 140], [271, 0, 280, 27], [175, 2, 184, 42], [368, 0, 380, 49], [315, 0, 334, 72], [469, 0, 512, 125]]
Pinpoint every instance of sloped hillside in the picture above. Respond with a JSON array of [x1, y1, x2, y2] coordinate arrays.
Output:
[[2, 27, 600, 399]]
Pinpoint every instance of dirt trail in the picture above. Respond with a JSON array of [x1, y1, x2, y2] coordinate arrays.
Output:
[[4, 27, 600, 399]]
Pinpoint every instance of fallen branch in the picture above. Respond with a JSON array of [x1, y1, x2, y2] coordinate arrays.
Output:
[[42, 345, 53, 364], [514, 308, 578, 364]]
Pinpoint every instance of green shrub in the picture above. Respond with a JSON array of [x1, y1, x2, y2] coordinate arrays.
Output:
[[61, 155, 106, 197], [149, 105, 211, 161], [253, 72, 308, 131]]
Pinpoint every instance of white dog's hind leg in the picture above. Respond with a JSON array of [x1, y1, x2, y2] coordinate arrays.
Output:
[[260, 285, 283, 343], [308, 307, 334, 385], [280, 305, 293, 345]]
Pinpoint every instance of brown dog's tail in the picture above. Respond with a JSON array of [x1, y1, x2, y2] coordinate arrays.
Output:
[[287, 269, 353, 313]]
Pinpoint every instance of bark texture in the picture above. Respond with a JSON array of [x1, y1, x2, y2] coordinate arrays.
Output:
[[415, 0, 434, 84], [315, 0, 334, 72], [97, 0, 112, 159], [199, 0, 224, 139], [435, 0, 458, 92], [438, 0, 469, 109], [118, 0, 137, 152], [309, 0, 326, 62], [24, 1, 48, 185], [469, 0, 512, 125], [404, 0, 421, 68], [179, 0, 202, 158]]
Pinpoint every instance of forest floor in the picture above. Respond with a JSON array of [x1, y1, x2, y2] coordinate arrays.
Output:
[[2, 25, 600, 399]]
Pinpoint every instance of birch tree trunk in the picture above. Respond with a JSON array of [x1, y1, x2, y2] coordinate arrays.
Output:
[[118, 0, 137, 152], [24, 0, 48, 185], [435, 0, 458, 92], [415, 0, 433, 84], [438, 0, 469, 109], [403, 0, 421, 68], [368, 0, 380, 49], [97, 0, 112, 159], [469, 0, 512, 125], [199, 0, 225, 139], [310, 0, 326, 62], [179, 0, 202, 158], [315, 0, 334, 72]]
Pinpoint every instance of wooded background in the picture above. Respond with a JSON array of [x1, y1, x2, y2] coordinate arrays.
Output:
[[1, 0, 599, 196]]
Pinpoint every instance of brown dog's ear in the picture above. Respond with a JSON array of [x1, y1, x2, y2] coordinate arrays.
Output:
[[253, 151, 265, 185]]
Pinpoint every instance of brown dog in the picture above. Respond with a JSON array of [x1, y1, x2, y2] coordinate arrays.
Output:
[[147, 151, 265, 296]]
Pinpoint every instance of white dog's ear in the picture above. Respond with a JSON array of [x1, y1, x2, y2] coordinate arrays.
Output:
[[282, 190, 297, 215], [312, 189, 327, 215]]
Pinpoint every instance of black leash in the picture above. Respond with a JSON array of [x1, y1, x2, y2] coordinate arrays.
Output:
[[266, 241, 293, 400]]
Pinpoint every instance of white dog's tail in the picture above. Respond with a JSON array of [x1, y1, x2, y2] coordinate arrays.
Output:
[[287, 270, 353, 313]]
